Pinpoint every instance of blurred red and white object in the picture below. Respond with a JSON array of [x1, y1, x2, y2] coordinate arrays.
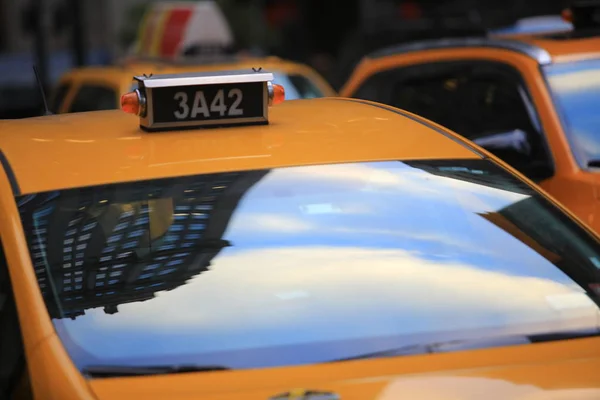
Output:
[[131, 1, 234, 59]]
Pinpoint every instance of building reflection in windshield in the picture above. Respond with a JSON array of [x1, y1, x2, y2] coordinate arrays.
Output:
[[18, 170, 268, 320]]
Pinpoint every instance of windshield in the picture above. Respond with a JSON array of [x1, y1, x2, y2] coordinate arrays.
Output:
[[17, 159, 600, 373], [543, 58, 600, 168]]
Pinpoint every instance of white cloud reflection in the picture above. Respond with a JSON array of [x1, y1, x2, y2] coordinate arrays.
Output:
[[292, 162, 526, 204], [570, 128, 600, 161], [228, 162, 529, 236], [64, 246, 598, 359], [232, 213, 314, 233], [547, 69, 600, 94]]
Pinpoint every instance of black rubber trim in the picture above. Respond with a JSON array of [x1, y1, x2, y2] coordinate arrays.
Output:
[[0, 150, 21, 196], [329, 97, 485, 157]]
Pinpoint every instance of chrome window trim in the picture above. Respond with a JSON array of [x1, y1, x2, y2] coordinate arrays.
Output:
[[368, 37, 552, 65]]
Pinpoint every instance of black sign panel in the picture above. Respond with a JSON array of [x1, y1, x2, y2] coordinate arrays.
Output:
[[151, 82, 265, 124]]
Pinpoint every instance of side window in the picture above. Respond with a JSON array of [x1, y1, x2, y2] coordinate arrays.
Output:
[[69, 84, 117, 113], [288, 74, 324, 98], [0, 243, 32, 400], [49, 82, 71, 114], [354, 61, 554, 182]]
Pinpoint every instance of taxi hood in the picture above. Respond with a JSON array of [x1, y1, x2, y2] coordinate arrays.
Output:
[[87, 342, 600, 400]]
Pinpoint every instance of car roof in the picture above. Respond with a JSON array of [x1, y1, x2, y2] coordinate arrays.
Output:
[[511, 34, 600, 62], [125, 56, 315, 73], [58, 65, 129, 82], [60, 56, 309, 75], [0, 98, 479, 196], [364, 34, 600, 66]]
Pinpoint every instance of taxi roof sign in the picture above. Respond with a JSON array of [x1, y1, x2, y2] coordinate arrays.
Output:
[[123, 69, 284, 132], [137, 69, 274, 88]]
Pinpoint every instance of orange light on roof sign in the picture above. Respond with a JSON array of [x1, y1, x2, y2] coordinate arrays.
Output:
[[120, 90, 144, 116], [269, 83, 286, 106]]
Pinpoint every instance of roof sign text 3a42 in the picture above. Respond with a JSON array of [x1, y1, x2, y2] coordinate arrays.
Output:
[[120, 69, 285, 132]]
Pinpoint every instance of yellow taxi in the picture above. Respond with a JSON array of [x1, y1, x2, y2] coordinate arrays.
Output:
[[1, 69, 600, 400], [341, 1, 600, 234]]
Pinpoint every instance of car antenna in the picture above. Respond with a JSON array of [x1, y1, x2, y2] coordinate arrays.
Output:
[[32, 65, 52, 115]]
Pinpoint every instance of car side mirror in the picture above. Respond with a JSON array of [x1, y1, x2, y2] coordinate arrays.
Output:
[[472, 129, 531, 157], [472, 129, 553, 182]]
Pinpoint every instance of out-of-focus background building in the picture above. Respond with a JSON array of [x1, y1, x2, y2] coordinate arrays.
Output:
[[0, 0, 567, 118]]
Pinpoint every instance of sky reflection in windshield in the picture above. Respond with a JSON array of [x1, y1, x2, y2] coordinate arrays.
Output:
[[19, 160, 600, 370]]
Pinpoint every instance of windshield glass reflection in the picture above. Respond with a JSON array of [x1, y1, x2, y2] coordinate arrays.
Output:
[[17, 160, 600, 372], [544, 58, 600, 168]]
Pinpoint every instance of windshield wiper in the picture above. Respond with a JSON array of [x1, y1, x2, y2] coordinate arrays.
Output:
[[82, 364, 230, 378], [587, 160, 600, 168], [326, 330, 600, 363]]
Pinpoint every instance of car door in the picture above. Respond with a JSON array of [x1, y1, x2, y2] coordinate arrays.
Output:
[[350, 51, 557, 186]]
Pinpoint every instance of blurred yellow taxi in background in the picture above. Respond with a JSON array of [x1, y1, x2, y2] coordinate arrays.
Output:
[[341, 1, 600, 235]]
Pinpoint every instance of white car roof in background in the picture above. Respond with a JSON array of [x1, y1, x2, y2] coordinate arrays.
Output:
[[133, 1, 234, 58], [492, 15, 573, 35]]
